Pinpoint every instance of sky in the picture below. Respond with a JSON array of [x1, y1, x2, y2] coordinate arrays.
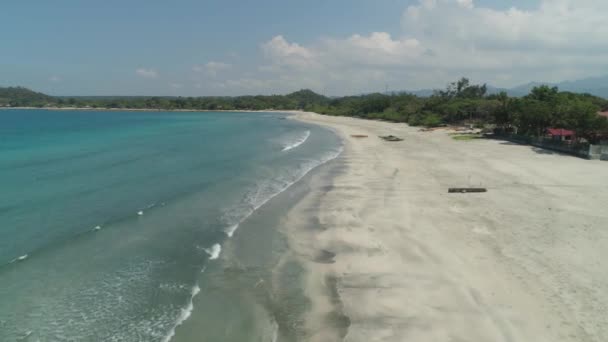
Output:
[[1, 0, 606, 96]]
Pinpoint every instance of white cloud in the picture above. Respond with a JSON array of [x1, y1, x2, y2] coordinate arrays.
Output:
[[403, 0, 608, 52], [135, 68, 158, 78], [169, 82, 183, 89], [262, 35, 316, 68], [398, 0, 608, 82], [49, 76, 62, 82], [231, 33, 430, 94], [321, 32, 425, 67], [456, 0, 473, 9], [193, 61, 232, 75], [219, 0, 608, 95]]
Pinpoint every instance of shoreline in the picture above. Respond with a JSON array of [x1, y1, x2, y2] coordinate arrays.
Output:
[[0, 106, 293, 113], [290, 112, 608, 341], [166, 116, 344, 342]]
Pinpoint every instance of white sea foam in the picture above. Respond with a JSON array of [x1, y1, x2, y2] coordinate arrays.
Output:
[[225, 224, 239, 238], [161, 284, 201, 342], [136, 203, 157, 217], [144, 202, 157, 209], [223, 146, 343, 237], [10, 254, 29, 263], [282, 130, 310, 151], [271, 319, 279, 342], [93, 225, 102, 231], [203, 244, 222, 260]]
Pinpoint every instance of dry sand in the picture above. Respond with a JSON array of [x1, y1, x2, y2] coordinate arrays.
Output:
[[285, 112, 608, 342]]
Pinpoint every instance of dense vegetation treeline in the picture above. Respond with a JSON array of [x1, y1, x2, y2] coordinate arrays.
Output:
[[310, 79, 608, 142], [2, 78, 608, 142]]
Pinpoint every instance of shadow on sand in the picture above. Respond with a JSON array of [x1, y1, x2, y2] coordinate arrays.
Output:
[[493, 138, 580, 157]]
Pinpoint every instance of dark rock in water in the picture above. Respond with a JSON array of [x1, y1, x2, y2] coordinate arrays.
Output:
[[314, 249, 336, 264], [379, 135, 404, 142]]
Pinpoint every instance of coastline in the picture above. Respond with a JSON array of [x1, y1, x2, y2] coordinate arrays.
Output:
[[0, 106, 291, 113], [0, 109, 343, 341], [289, 111, 608, 341], [160, 115, 343, 342]]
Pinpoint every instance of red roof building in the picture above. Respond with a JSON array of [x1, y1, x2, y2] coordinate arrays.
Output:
[[546, 128, 575, 142], [599, 111, 608, 118], [547, 128, 575, 136]]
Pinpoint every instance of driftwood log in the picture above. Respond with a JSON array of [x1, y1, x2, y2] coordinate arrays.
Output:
[[379, 135, 404, 142], [448, 188, 487, 193]]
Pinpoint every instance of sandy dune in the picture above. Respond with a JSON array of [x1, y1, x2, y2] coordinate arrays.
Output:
[[287, 112, 608, 342]]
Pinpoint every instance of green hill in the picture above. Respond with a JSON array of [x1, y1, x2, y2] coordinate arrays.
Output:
[[0, 86, 56, 107], [286, 89, 329, 106]]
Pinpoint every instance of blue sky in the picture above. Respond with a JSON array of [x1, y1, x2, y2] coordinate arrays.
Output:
[[1, 0, 605, 96]]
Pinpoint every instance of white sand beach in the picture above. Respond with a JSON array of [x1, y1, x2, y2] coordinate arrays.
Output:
[[287, 112, 608, 342]]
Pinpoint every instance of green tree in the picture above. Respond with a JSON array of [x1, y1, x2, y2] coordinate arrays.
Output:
[[527, 85, 559, 103], [562, 99, 606, 143], [513, 98, 553, 136], [490, 91, 512, 126]]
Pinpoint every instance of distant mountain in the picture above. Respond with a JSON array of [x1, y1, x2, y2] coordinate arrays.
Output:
[[400, 75, 608, 99], [503, 82, 545, 97], [394, 86, 505, 97], [503, 76, 608, 98], [553, 75, 608, 99], [396, 86, 508, 97]]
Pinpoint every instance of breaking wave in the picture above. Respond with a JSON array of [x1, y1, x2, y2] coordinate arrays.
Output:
[[161, 284, 201, 342], [223, 146, 342, 238], [202, 244, 221, 260], [282, 130, 310, 152]]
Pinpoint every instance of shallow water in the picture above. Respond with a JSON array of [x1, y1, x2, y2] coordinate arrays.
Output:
[[0, 110, 341, 341]]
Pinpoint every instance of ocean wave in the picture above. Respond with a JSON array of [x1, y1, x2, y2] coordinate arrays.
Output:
[[144, 202, 157, 210], [161, 284, 201, 342], [2, 199, 165, 266], [136, 203, 157, 217], [223, 146, 343, 237], [202, 244, 222, 260], [0, 259, 173, 341], [9, 254, 28, 263], [282, 130, 310, 152], [159, 283, 190, 293], [2, 196, 171, 266]]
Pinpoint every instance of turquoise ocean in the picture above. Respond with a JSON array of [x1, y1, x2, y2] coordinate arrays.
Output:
[[0, 110, 341, 341]]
